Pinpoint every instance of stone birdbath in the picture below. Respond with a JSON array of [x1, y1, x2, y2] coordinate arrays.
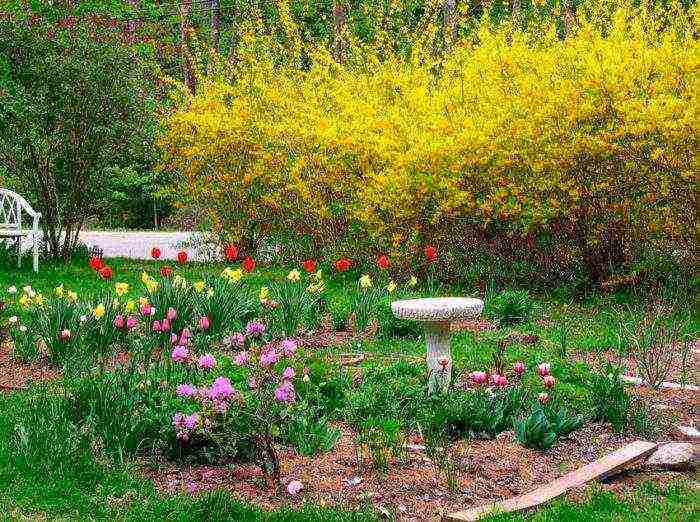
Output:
[[391, 297, 484, 394]]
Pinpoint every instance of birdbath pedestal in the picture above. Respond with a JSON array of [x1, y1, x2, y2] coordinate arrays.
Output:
[[391, 297, 484, 394]]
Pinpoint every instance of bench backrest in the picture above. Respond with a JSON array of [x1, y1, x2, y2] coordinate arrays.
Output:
[[0, 189, 40, 230]]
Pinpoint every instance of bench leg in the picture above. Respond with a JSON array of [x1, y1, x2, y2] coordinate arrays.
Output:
[[33, 236, 38, 272], [16, 237, 21, 269]]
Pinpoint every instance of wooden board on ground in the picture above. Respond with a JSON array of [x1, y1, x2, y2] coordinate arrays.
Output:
[[444, 440, 658, 522]]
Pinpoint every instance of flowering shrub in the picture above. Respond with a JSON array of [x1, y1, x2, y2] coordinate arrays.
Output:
[[159, 5, 696, 283], [171, 326, 303, 482]]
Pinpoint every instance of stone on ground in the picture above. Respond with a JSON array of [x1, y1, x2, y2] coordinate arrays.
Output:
[[645, 443, 697, 471]]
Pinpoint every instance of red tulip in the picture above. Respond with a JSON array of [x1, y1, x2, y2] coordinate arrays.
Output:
[[513, 361, 525, 375], [177, 251, 188, 264], [438, 356, 450, 368], [98, 265, 113, 280], [424, 245, 437, 262], [59, 329, 71, 341], [151, 247, 161, 260], [377, 255, 391, 270], [160, 265, 173, 278], [334, 257, 351, 272], [89, 256, 105, 271], [302, 259, 317, 273], [543, 375, 556, 388], [242, 256, 256, 272], [225, 244, 238, 261], [537, 363, 551, 377], [538, 392, 549, 404]]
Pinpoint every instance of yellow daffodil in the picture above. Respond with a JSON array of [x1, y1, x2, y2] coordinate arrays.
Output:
[[115, 282, 129, 296], [67, 290, 78, 301], [141, 272, 151, 284], [193, 281, 206, 292], [33, 293, 45, 306], [113, 298, 120, 308], [259, 286, 270, 300], [19, 294, 31, 308], [93, 304, 105, 319], [387, 280, 397, 293], [54, 284, 64, 298], [139, 296, 150, 307], [408, 276, 418, 287], [145, 280, 159, 293], [287, 269, 301, 282], [359, 274, 372, 289], [124, 300, 136, 313], [308, 281, 325, 294], [207, 288, 214, 298], [223, 268, 243, 282]]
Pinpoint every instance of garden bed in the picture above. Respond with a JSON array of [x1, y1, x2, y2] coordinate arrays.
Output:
[[142, 415, 694, 520]]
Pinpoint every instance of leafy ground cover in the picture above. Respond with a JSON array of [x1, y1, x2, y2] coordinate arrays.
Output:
[[0, 252, 696, 520]]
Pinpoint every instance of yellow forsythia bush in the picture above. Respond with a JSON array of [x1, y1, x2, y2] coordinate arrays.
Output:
[[158, 5, 697, 282]]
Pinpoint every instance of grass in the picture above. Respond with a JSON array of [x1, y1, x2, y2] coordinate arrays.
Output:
[[0, 253, 697, 521]]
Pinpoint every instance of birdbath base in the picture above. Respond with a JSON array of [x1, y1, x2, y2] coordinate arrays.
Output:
[[391, 297, 484, 394]]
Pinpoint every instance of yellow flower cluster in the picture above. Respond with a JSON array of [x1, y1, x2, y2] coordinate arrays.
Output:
[[159, 6, 696, 266]]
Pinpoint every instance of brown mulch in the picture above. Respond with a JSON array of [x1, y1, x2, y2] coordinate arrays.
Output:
[[0, 342, 59, 390], [142, 422, 659, 520]]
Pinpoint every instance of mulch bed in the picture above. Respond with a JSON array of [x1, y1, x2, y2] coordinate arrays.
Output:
[[0, 342, 59, 390], [141, 418, 696, 520]]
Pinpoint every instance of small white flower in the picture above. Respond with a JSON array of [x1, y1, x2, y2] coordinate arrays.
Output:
[[22, 285, 35, 297], [19, 325, 27, 333], [79, 315, 88, 323], [7, 285, 17, 294], [8, 316, 18, 324]]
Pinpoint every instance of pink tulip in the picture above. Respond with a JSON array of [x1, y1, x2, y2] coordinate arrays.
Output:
[[170, 332, 178, 344], [282, 366, 295, 379], [113, 314, 125, 329], [537, 363, 551, 377], [161, 318, 171, 332], [152, 320, 162, 332], [166, 307, 177, 321], [491, 374, 508, 387], [543, 375, 556, 388], [199, 316, 210, 330], [538, 392, 549, 404], [513, 361, 525, 375], [140, 303, 154, 316], [470, 371, 487, 385], [126, 315, 137, 330]]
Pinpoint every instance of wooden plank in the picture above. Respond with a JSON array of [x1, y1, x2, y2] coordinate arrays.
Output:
[[444, 440, 658, 522]]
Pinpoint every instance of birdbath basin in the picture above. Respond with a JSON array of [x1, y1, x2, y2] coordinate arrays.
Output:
[[391, 297, 484, 393]]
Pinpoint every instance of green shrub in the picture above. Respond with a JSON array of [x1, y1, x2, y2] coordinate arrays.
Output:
[[485, 290, 534, 327]]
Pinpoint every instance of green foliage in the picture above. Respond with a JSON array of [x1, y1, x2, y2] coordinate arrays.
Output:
[[485, 290, 534, 327], [0, 16, 156, 257], [515, 409, 557, 451], [587, 362, 631, 433], [423, 387, 526, 441]]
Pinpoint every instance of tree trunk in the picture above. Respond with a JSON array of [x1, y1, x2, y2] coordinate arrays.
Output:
[[180, 0, 196, 94], [332, 3, 346, 62], [126, 0, 140, 44], [512, 0, 521, 25], [442, 0, 457, 44], [563, 0, 576, 39], [211, 0, 221, 50]]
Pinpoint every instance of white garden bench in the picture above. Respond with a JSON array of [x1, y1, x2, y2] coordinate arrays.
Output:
[[0, 188, 41, 272]]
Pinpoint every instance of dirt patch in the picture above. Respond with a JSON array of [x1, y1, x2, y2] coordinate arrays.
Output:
[[0, 343, 59, 390], [142, 422, 669, 519]]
